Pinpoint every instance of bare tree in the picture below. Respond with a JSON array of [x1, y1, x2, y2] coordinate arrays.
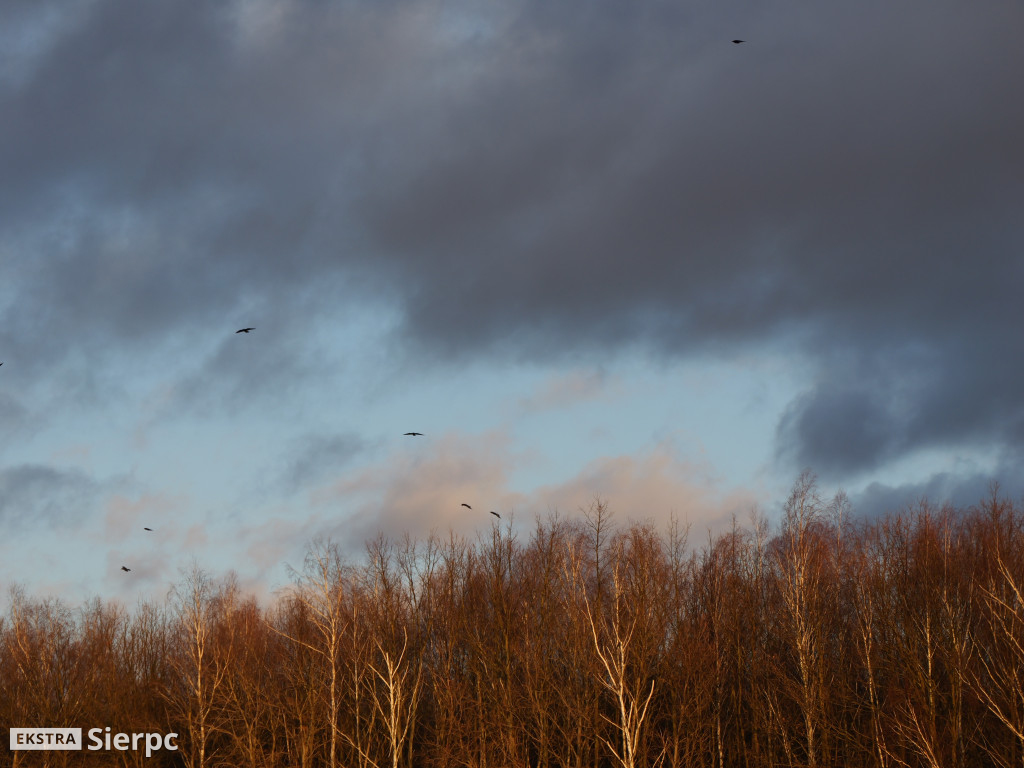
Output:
[[849, 523, 893, 768], [343, 535, 424, 768], [277, 538, 352, 768], [221, 595, 281, 767], [966, 491, 1024, 768], [773, 471, 839, 768], [423, 531, 476, 768], [164, 565, 235, 768], [3, 587, 87, 768], [368, 627, 423, 768], [570, 532, 661, 768], [269, 595, 323, 768]]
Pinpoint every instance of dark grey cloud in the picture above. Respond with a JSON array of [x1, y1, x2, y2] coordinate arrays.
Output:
[[778, 329, 1024, 478], [0, 392, 34, 441], [778, 382, 897, 477], [280, 432, 366, 493], [1, 0, 1022, 482], [0, 464, 99, 528], [850, 452, 1024, 522], [159, 309, 352, 421]]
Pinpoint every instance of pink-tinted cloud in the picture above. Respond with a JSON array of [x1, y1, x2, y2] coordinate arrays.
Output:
[[312, 429, 527, 548], [242, 512, 323, 573], [302, 430, 757, 554], [514, 368, 619, 415], [527, 444, 759, 537], [183, 523, 209, 550]]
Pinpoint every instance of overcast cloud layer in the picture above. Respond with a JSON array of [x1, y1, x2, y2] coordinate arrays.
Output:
[[2, 0, 1022, 554]]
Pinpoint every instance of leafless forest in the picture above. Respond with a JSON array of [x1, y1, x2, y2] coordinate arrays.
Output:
[[4, 474, 1024, 768]]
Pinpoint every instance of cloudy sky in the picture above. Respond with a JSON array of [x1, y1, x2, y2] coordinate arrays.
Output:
[[2, 0, 1022, 607]]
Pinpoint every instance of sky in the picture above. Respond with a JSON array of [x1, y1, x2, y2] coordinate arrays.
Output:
[[2, 0, 1022, 608]]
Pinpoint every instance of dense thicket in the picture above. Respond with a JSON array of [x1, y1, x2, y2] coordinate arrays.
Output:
[[3, 475, 1024, 768]]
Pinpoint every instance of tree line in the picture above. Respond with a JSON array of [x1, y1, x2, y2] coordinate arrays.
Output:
[[3, 473, 1024, 768]]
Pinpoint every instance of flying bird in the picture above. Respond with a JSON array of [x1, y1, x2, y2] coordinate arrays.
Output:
[[120, 566, 131, 572], [461, 503, 472, 509], [404, 432, 423, 436], [489, 511, 501, 519], [732, 39, 745, 44], [144, 527, 153, 531], [235, 327, 255, 334]]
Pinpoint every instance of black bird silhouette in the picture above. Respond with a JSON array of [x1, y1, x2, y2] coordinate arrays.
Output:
[[461, 503, 472, 509], [489, 511, 500, 519], [404, 432, 423, 436], [732, 39, 745, 44], [144, 527, 153, 531], [120, 566, 131, 572], [236, 327, 255, 334]]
